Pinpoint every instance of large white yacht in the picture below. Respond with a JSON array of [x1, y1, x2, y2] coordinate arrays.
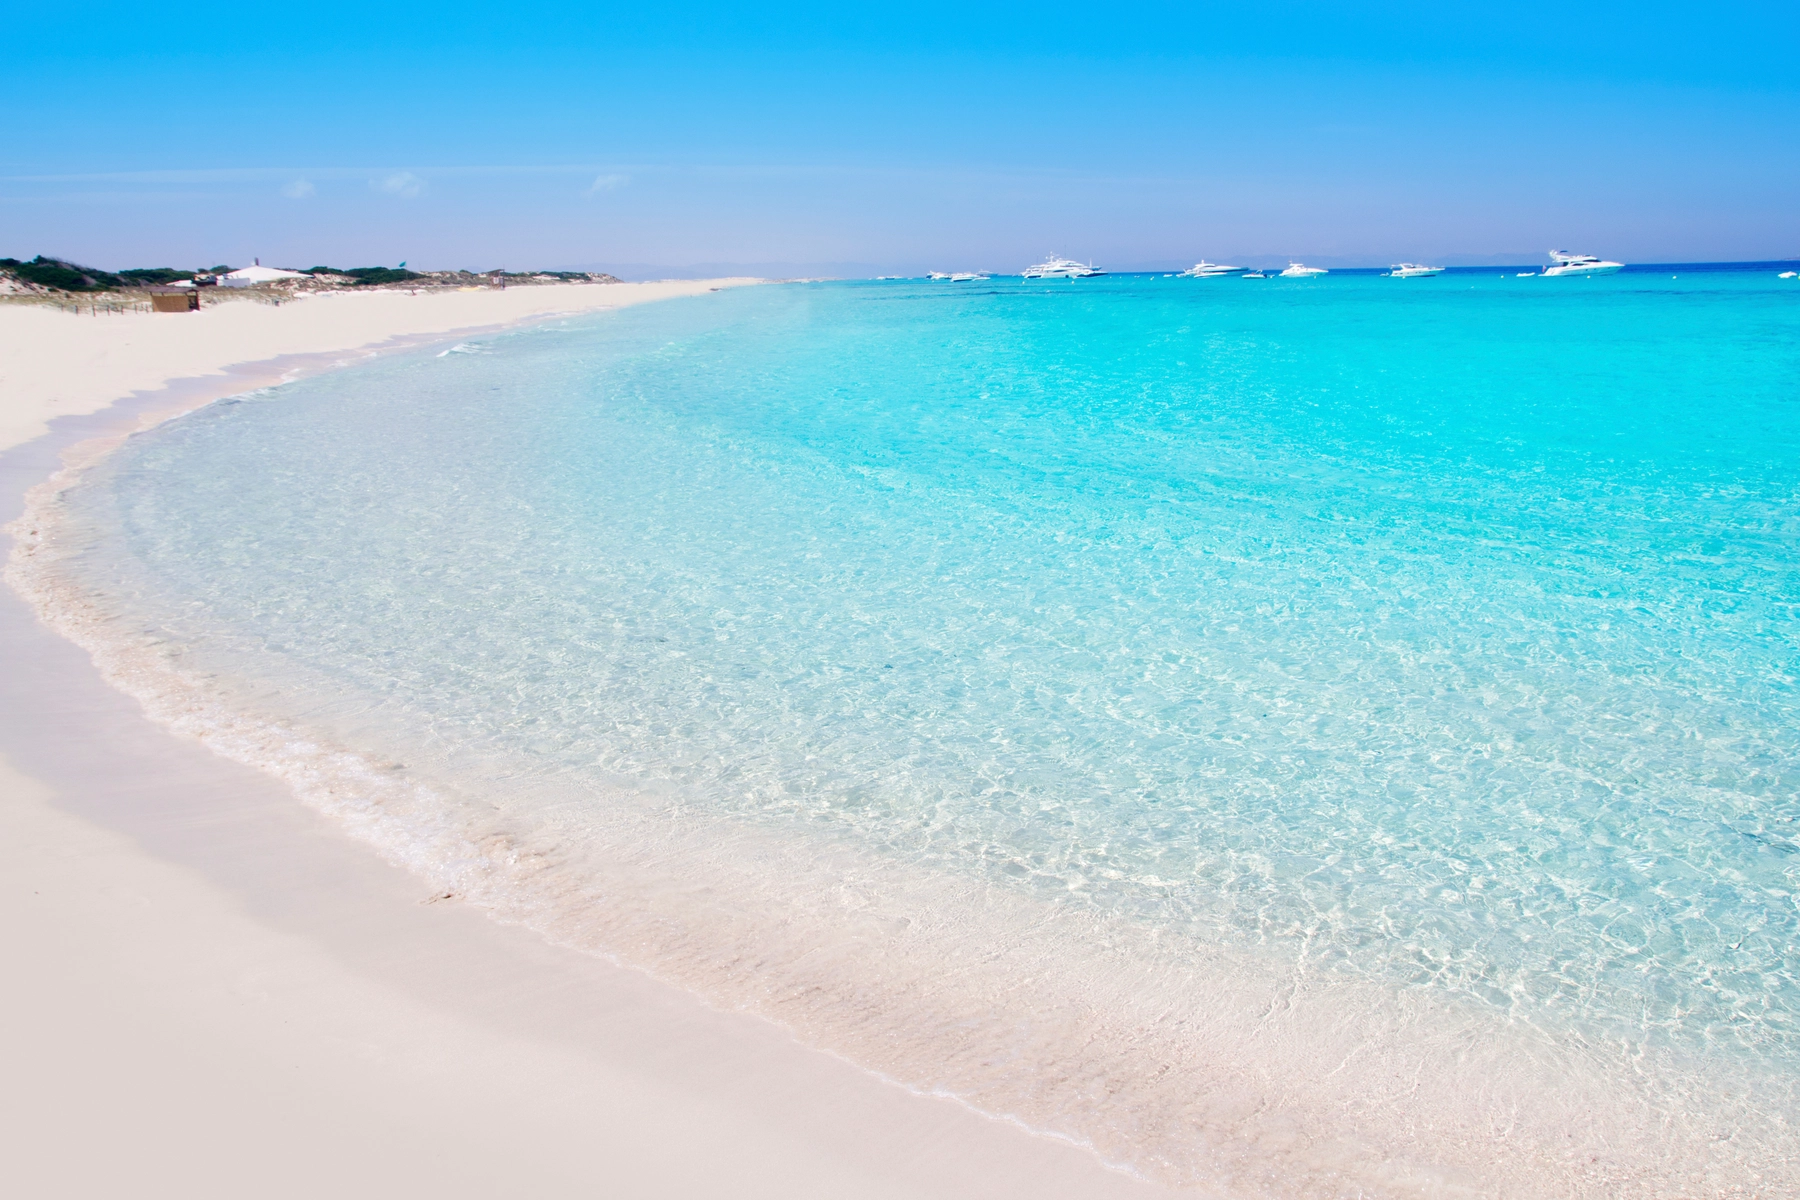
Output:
[[948, 272, 988, 283], [1179, 260, 1245, 278], [1387, 263, 1445, 278], [1543, 250, 1624, 277], [1023, 255, 1105, 279], [1279, 262, 1328, 278]]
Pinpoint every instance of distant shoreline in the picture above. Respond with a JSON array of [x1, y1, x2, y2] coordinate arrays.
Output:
[[0, 278, 759, 450]]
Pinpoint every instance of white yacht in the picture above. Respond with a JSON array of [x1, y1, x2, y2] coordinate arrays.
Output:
[[1023, 255, 1105, 279], [1279, 262, 1328, 278], [1179, 260, 1245, 278], [1241, 270, 1269, 279], [1387, 263, 1445, 278], [1543, 250, 1624, 277], [948, 272, 988, 283], [926, 271, 951, 280]]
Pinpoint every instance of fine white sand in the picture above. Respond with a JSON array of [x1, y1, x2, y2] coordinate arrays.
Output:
[[0, 287, 1177, 1199], [0, 281, 755, 449]]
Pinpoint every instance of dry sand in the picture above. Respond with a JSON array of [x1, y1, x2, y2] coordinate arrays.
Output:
[[0, 285, 1177, 1199], [0, 280, 756, 449]]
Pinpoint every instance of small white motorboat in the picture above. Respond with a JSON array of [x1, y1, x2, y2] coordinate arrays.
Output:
[[1279, 262, 1328, 278], [1387, 263, 1445, 278]]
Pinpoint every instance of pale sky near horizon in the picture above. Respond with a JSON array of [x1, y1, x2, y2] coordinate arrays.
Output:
[[6, 2, 1796, 275]]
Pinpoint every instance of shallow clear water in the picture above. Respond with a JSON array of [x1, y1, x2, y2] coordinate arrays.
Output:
[[44, 272, 1800, 1192]]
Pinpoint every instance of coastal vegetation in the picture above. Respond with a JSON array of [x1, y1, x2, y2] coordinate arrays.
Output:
[[303, 265, 423, 286], [1, 256, 620, 296], [0, 256, 131, 292], [118, 267, 200, 285]]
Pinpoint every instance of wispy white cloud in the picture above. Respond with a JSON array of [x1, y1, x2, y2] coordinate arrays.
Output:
[[281, 178, 315, 199], [371, 171, 425, 199], [3, 166, 587, 185], [584, 172, 630, 197]]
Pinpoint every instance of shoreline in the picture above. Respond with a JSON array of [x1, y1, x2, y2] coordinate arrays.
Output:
[[0, 279, 762, 450], [6, 279, 1788, 1198], [0, 287, 1171, 1199]]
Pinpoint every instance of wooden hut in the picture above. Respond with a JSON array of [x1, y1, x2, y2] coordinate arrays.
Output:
[[149, 288, 201, 312]]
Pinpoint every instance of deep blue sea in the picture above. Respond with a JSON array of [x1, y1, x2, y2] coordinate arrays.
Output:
[[46, 269, 1800, 1194]]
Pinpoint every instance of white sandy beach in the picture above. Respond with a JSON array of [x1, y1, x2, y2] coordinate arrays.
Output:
[[0, 284, 1176, 1200]]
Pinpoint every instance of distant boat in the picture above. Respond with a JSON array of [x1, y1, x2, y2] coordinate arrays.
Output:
[[1781, 271, 1798, 279], [1387, 263, 1445, 278], [1543, 250, 1624, 277], [1023, 256, 1105, 279], [926, 271, 951, 281], [1179, 261, 1246, 278], [1241, 271, 1269, 279], [1513, 272, 1537, 278], [1279, 262, 1328, 278], [948, 272, 988, 283]]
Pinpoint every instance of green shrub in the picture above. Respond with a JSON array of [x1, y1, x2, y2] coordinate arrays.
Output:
[[299, 266, 420, 285], [343, 266, 424, 285], [10, 256, 124, 292], [118, 267, 195, 285]]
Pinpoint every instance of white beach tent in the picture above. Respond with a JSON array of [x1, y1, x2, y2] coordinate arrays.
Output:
[[220, 263, 306, 287]]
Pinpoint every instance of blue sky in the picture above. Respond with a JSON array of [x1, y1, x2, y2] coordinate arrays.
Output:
[[5, 2, 1796, 274]]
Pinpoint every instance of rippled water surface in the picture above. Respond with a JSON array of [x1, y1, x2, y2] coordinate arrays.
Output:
[[48, 272, 1800, 1192]]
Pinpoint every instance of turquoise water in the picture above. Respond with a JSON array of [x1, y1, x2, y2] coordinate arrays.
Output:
[[46, 272, 1800, 1192]]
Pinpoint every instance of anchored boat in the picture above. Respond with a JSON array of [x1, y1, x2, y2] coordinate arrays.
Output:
[[1179, 261, 1246, 278], [1543, 250, 1624, 277], [1023, 256, 1106, 280]]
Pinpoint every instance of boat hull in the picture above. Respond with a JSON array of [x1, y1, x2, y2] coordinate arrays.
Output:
[[1543, 263, 1624, 277]]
